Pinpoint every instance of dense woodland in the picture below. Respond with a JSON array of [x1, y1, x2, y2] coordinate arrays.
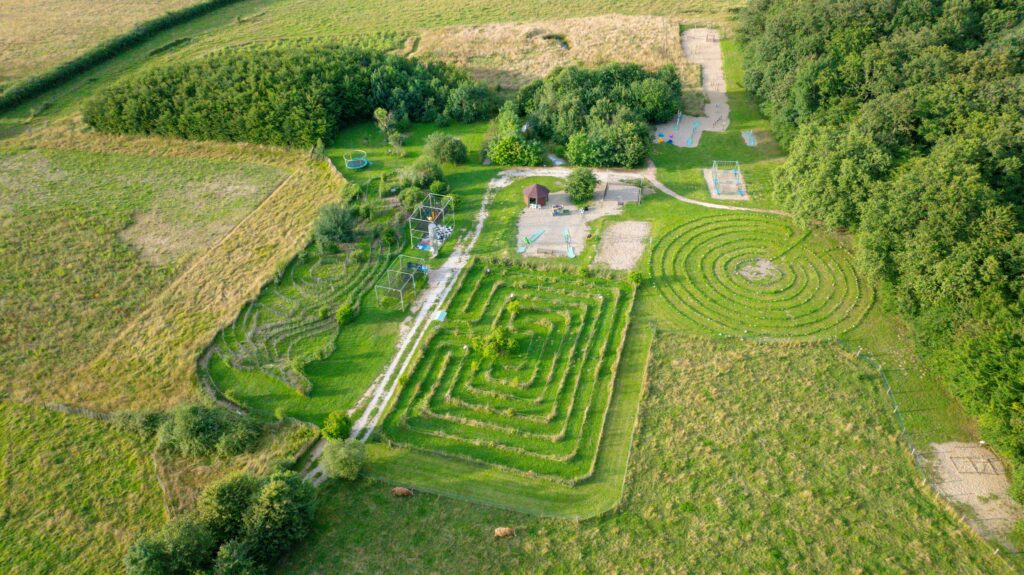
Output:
[[486, 63, 682, 167], [84, 46, 496, 147], [742, 0, 1024, 497]]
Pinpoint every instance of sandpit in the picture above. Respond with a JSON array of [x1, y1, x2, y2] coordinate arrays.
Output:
[[928, 442, 1024, 550], [593, 221, 651, 270], [654, 28, 729, 148]]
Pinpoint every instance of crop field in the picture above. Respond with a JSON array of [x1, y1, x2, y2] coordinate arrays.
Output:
[[0, 403, 165, 574], [0, 0, 201, 90], [203, 246, 395, 422], [381, 259, 636, 483], [649, 212, 873, 338], [0, 146, 287, 404]]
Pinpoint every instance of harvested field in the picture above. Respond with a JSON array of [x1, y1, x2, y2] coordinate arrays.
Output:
[[0, 0, 202, 88], [593, 221, 651, 270], [412, 16, 700, 89]]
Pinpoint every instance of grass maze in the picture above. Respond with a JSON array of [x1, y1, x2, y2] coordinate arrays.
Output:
[[381, 260, 635, 484], [206, 248, 389, 395], [650, 213, 872, 338]]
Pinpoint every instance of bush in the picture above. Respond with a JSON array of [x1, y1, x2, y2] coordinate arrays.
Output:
[[424, 132, 468, 164], [321, 411, 352, 441], [487, 135, 543, 166], [399, 187, 423, 212], [124, 517, 217, 575], [321, 439, 366, 480], [566, 167, 598, 205], [155, 405, 260, 459], [312, 203, 357, 250], [444, 82, 499, 122], [472, 326, 517, 359], [241, 472, 317, 563], [335, 302, 357, 325], [212, 540, 264, 575], [112, 410, 167, 438], [398, 156, 444, 189], [196, 473, 263, 542]]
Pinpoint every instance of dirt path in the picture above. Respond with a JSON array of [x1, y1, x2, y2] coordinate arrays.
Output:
[[654, 27, 729, 148]]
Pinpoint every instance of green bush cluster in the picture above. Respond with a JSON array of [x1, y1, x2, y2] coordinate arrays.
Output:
[[312, 203, 358, 251], [423, 132, 468, 164], [321, 439, 365, 480], [494, 63, 681, 168], [471, 325, 517, 360], [155, 405, 261, 459], [321, 410, 352, 441], [124, 471, 315, 575], [84, 46, 497, 147], [742, 0, 1024, 497]]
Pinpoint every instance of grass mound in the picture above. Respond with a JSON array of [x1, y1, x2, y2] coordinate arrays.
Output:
[[381, 259, 635, 484], [650, 212, 872, 338]]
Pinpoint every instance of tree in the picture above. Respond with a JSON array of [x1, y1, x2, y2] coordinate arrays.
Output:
[[487, 135, 542, 166], [321, 410, 352, 441], [373, 107, 395, 136], [312, 203, 357, 250], [212, 540, 265, 575], [424, 132, 468, 164], [124, 517, 217, 575], [321, 439, 366, 480], [566, 167, 598, 205], [398, 156, 444, 189], [241, 472, 317, 563], [196, 472, 263, 542]]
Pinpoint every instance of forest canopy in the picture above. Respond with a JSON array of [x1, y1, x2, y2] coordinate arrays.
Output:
[[742, 0, 1024, 496], [83, 46, 497, 147]]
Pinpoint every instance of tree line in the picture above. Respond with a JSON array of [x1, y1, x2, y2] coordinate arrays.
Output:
[[742, 0, 1024, 498], [84, 46, 497, 147]]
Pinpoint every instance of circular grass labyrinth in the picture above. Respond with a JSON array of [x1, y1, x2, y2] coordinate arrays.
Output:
[[650, 213, 873, 338]]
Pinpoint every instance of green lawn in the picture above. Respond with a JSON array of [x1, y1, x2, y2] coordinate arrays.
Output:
[[280, 336, 1012, 574], [0, 402, 165, 574], [0, 147, 286, 404]]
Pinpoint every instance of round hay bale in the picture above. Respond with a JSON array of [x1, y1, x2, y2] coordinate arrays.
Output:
[[391, 486, 414, 497], [493, 526, 515, 539]]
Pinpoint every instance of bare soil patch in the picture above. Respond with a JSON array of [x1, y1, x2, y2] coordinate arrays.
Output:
[[412, 16, 700, 89], [928, 441, 1024, 551], [593, 221, 651, 270], [517, 190, 623, 258], [736, 257, 780, 282]]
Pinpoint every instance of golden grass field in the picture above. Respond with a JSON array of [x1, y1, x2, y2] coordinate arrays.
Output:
[[411, 16, 700, 90], [0, 0, 202, 89]]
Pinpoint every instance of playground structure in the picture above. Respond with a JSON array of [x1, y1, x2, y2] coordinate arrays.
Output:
[[408, 193, 454, 258], [564, 227, 576, 258], [374, 255, 428, 310], [343, 150, 369, 170], [705, 160, 748, 200], [742, 130, 757, 147], [653, 28, 730, 148]]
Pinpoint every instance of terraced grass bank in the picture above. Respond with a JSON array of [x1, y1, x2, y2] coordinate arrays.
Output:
[[650, 212, 872, 338], [381, 259, 635, 484]]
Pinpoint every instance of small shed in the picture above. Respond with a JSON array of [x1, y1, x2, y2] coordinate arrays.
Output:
[[523, 183, 550, 207]]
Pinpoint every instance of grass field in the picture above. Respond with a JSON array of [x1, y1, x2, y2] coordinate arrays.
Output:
[[0, 402, 165, 574], [0, 146, 287, 404], [280, 336, 1012, 574], [0, 0, 202, 90]]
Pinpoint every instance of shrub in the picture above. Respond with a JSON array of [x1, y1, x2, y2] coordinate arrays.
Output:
[[155, 405, 260, 459], [472, 326, 517, 359], [212, 540, 264, 575], [321, 439, 366, 480], [335, 302, 357, 325], [373, 107, 396, 136], [112, 410, 167, 438], [312, 203, 357, 249], [241, 472, 317, 563], [488, 135, 543, 166], [429, 179, 450, 196], [424, 132, 469, 164], [124, 517, 217, 575], [321, 411, 353, 441], [399, 187, 423, 212], [566, 167, 598, 205], [444, 82, 499, 122], [196, 473, 263, 542], [398, 156, 444, 189]]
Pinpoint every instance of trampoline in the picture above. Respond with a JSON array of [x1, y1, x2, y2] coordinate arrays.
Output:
[[343, 150, 369, 170]]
